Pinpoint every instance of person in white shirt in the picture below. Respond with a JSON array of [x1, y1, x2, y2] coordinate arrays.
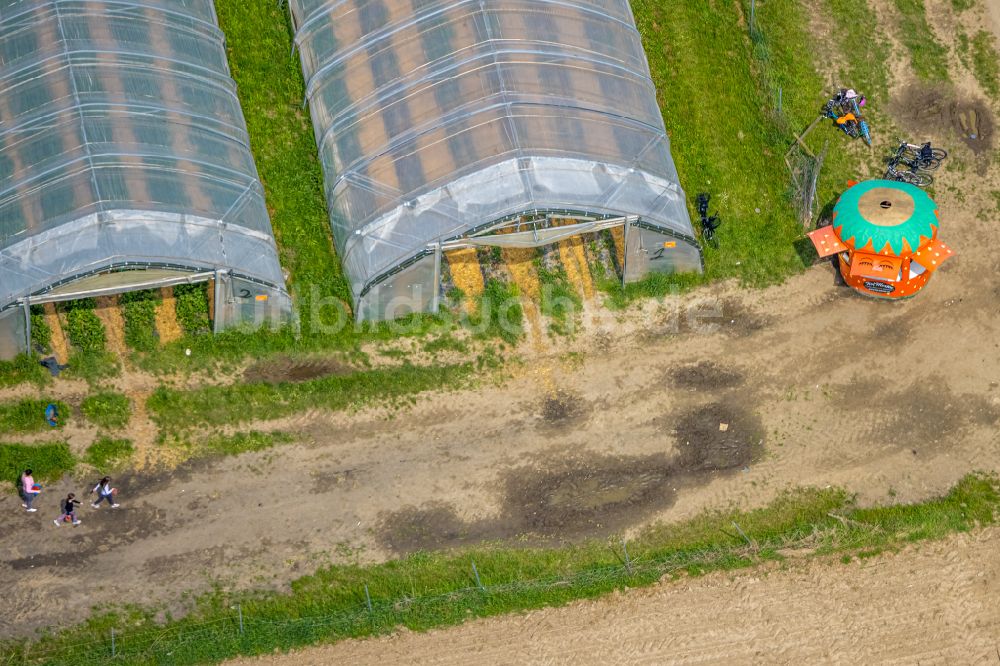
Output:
[[90, 477, 119, 509]]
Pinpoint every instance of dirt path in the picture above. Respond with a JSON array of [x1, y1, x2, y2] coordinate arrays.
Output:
[[155, 287, 183, 343], [2, 0, 999, 646], [42, 302, 69, 364], [227, 526, 1000, 665], [94, 295, 127, 357], [2, 184, 996, 636]]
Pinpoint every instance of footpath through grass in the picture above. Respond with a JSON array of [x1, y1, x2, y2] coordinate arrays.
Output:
[[2, 473, 996, 665]]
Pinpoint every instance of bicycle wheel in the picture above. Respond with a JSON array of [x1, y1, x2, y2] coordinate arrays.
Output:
[[900, 170, 933, 187], [929, 147, 947, 160], [916, 157, 942, 172]]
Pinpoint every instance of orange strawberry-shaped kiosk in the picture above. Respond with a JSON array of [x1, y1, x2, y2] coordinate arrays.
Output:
[[807, 179, 954, 298]]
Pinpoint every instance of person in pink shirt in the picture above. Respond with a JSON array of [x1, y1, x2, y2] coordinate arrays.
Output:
[[20, 469, 40, 512]]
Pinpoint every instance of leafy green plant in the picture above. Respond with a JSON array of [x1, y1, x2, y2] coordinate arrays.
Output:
[[538, 267, 581, 336], [81, 392, 131, 430], [84, 437, 134, 470], [29, 304, 51, 352], [120, 290, 159, 352], [1, 442, 75, 492], [0, 398, 68, 432], [173, 283, 211, 336], [62, 299, 105, 353], [469, 279, 522, 346]]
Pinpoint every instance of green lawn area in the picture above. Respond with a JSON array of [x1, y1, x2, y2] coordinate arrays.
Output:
[[215, 0, 350, 321]]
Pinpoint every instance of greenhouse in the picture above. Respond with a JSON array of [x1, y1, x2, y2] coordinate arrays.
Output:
[[0, 0, 291, 359], [289, 0, 702, 321]]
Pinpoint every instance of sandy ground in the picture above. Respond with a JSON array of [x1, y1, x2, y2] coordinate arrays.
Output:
[[1, 0, 999, 649], [227, 526, 1000, 665], [2, 183, 997, 636]]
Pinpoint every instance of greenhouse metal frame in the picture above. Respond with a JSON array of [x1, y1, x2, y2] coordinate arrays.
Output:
[[289, 0, 703, 321], [0, 0, 291, 359]]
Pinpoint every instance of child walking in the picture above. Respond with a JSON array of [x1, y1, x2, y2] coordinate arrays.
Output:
[[54, 493, 82, 526], [20, 469, 40, 512], [90, 477, 119, 508]]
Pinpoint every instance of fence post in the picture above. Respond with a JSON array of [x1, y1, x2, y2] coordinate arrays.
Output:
[[111, 628, 116, 658], [364, 583, 373, 614], [749, 0, 755, 34], [471, 560, 485, 592], [237, 604, 244, 635], [621, 538, 633, 575], [732, 521, 753, 547]]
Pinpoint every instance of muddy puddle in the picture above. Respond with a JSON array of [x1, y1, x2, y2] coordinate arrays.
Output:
[[893, 84, 994, 157], [669, 361, 746, 391], [243, 356, 356, 384], [379, 401, 764, 553]]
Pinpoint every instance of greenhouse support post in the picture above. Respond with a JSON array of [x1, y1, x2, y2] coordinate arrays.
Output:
[[432, 243, 442, 313], [213, 270, 225, 334], [621, 220, 631, 287], [23, 299, 31, 353]]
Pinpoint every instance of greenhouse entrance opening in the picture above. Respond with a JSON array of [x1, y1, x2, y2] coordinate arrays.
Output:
[[0, 265, 287, 361], [356, 214, 702, 323]]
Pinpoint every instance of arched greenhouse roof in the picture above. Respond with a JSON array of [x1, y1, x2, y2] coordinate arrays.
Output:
[[0, 0, 289, 315], [289, 0, 701, 314]]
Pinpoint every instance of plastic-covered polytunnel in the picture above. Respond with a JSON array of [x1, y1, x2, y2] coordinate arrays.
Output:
[[288, 0, 702, 321], [0, 0, 291, 359]]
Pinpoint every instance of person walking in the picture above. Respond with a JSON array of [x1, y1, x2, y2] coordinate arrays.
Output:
[[54, 493, 82, 526], [90, 477, 119, 509], [20, 469, 40, 512]]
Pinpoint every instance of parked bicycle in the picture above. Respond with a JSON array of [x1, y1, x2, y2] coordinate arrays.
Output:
[[884, 159, 933, 187], [696, 193, 722, 247], [823, 88, 871, 146], [895, 140, 947, 171]]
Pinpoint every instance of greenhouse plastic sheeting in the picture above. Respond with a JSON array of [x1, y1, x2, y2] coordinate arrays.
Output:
[[0, 0, 290, 323], [289, 0, 702, 319]]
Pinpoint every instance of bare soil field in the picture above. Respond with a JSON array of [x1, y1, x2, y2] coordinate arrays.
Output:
[[226, 526, 1000, 665], [2, 0, 1000, 653]]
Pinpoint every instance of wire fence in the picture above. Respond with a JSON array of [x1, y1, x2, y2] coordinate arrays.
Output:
[[5, 535, 770, 666], [745, 0, 828, 231]]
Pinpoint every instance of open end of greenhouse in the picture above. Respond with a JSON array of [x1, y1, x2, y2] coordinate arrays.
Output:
[[0, 0, 292, 358], [287, 0, 703, 321]]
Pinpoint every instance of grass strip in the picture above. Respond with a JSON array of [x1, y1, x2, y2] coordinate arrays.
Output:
[[80, 392, 131, 430], [968, 30, 1000, 101], [147, 363, 474, 430], [0, 355, 49, 389], [83, 437, 133, 471], [0, 398, 67, 432], [3, 474, 996, 664], [214, 0, 350, 323], [1, 442, 75, 493], [892, 0, 951, 81]]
